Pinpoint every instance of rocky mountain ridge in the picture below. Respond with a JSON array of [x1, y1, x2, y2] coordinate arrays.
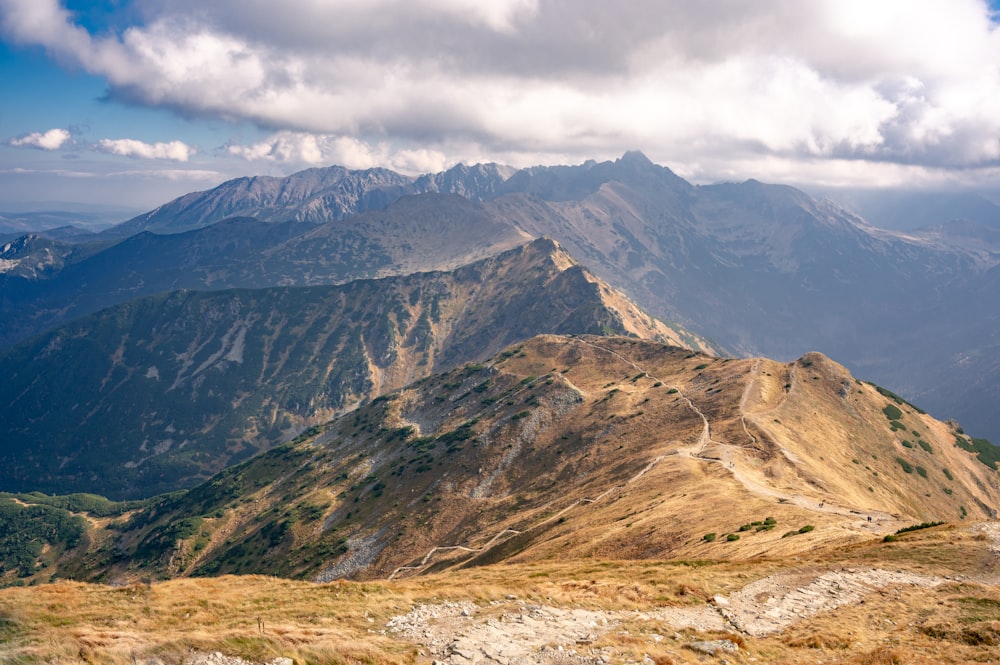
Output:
[[104, 162, 514, 237], [0, 194, 530, 349], [0, 239, 712, 498], [91, 152, 1000, 440], [20, 334, 1000, 588]]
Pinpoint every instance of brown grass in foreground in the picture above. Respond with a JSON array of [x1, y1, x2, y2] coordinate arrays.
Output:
[[2, 525, 999, 664]]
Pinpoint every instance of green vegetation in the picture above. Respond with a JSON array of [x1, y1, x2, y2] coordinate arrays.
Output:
[[896, 521, 945, 534], [497, 346, 524, 360], [725, 534, 740, 542], [735, 517, 778, 534], [0, 498, 85, 577], [702, 533, 717, 542], [868, 383, 926, 414], [956, 596, 1000, 625], [896, 457, 914, 474], [0, 492, 157, 517], [943, 468, 954, 481], [916, 466, 928, 479], [954, 435, 1000, 470], [882, 404, 903, 421], [917, 440, 933, 454], [884, 521, 944, 541]]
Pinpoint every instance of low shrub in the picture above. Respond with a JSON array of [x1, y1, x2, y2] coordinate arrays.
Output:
[[895, 521, 944, 535], [883, 404, 903, 420]]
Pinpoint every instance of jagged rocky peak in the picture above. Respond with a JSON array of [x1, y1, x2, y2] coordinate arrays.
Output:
[[1, 233, 42, 257], [616, 149, 655, 167], [413, 162, 514, 200]]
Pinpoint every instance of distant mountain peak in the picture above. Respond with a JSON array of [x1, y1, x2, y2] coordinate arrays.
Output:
[[617, 150, 654, 166]]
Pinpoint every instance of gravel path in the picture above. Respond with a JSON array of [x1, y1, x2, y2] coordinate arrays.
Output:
[[386, 599, 725, 665], [385, 566, 949, 664]]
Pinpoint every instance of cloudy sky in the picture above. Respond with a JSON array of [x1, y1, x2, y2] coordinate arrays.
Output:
[[3, 0, 1000, 211]]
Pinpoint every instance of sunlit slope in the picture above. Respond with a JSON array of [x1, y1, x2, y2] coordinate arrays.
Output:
[[42, 335, 998, 586]]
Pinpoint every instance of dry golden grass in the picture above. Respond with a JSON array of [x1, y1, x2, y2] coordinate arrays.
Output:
[[0, 576, 425, 665], [4, 525, 999, 664]]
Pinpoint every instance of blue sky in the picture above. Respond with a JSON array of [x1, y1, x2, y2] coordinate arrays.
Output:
[[4, 0, 1000, 212]]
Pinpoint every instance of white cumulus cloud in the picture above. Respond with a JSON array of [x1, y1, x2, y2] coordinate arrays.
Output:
[[5, 0, 1000, 186], [8, 128, 71, 150], [226, 132, 450, 174], [96, 138, 194, 162]]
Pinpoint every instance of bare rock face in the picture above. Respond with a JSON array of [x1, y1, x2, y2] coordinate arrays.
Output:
[[106, 161, 513, 238]]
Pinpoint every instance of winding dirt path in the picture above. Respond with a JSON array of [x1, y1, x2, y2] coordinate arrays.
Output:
[[576, 340, 897, 528], [391, 339, 901, 580]]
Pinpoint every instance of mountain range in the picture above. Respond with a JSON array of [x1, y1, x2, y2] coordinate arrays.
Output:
[[2, 151, 997, 446]]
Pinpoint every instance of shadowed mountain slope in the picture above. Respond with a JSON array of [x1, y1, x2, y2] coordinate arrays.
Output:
[[0, 240, 712, 498], [0, 194, 530, 349]]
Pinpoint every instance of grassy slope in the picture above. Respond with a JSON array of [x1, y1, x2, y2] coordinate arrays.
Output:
[[12, 335, 998, 590], [2, 526, 999, 664]]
